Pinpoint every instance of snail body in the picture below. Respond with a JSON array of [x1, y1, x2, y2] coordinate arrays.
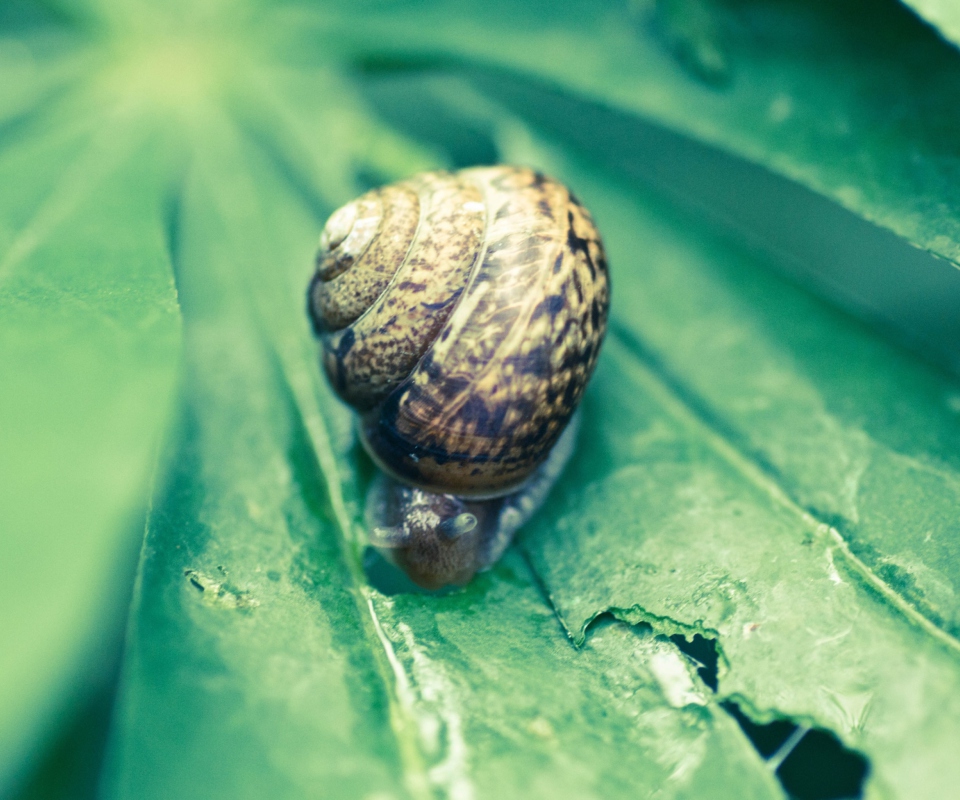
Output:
[[308, 166, 609, 588]]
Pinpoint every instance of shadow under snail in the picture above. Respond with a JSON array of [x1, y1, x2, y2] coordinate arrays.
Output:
[[307, 166, 609, 589]]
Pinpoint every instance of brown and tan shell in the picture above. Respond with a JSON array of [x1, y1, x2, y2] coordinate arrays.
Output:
[[307, 166, 609, 499]]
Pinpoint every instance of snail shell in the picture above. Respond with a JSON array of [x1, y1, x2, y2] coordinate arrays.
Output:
[[308, 166, 609, 587]]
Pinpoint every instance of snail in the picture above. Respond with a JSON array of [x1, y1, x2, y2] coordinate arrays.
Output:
[[307, 166, 609, 589]]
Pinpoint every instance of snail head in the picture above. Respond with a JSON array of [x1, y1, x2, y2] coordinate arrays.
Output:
[[366, 479, 492, 590]]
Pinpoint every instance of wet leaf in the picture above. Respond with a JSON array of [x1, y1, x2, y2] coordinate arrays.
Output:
[[2, 1, 960, 798], [101, 121, 782, 799]]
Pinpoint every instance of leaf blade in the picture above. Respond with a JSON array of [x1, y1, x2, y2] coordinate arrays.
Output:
[[0, 100, 181, 786], [101, 112, 785, 800]]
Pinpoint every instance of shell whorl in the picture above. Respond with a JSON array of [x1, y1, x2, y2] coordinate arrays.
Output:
[[308, 166, 609, 498]]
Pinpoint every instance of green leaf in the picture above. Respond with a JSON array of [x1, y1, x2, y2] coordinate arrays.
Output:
[[0, 93, 181, 786], [346, 0, 960, 263], [521, 152, 960, 798], [900, 0, 960, 49], [337, 0, 960, 370], [101, 128, 407, 798], [549, 151, 960, 637], [4, 0, 960, 797], [101, 118, 783, 799], [0, 34, 87, 127]]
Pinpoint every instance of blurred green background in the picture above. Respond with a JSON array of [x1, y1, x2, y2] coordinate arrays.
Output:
[[2, 1, 960, 798]]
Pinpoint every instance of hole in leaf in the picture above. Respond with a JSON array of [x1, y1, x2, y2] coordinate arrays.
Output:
[[669, 632, 719, 691], [667, 632, 869, 799], [585, 611, 654, 639], [776, 727, 871, 800], [721, 699, 798, 759], [722, 700, 870, 800]]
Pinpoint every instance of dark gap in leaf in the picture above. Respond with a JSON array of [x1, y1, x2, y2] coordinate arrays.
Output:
[[353, 72, 500, 169], [584, 614, 870, 797], [669, 632, 719, 691], [722, 701, 869, 800], [459, 63, 960, 378], [720, 699, 798, 759], [776, 727, 870, 800], [667, 628, 869, 798], [586, 611, 654, 639], [583, 610, 625, 635]]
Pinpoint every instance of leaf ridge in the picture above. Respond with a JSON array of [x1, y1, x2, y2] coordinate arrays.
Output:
[[608, 324, 960, 658], [0, 99, 144, 285], [267, 338, 435, 800], [212, 111, 442, 795]]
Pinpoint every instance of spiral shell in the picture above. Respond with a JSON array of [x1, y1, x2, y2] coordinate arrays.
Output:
[[308, 166, 609, 499]]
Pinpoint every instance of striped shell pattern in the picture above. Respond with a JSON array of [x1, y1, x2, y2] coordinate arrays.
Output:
[[308, 166, 609, 500]]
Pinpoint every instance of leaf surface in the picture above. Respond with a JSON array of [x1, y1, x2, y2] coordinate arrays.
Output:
[[2, 1, 960, 798], [900, 0, 960, 48], [340, 0, 960, 265], [521, 153, 960, 800], [0, 92, 181, 786], [102, 115, 783, 800], [325, 0, 960, 371]]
